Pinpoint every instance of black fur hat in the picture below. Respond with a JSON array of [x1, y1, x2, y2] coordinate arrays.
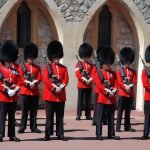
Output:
[[145, 45, 150, 63], [24, 43, 38, 60], [97, 46, 115, 65], [47, 40, 63, 61], [79, 43, 93, 58], [0, 40, 18, 64], [120, 47, 135, 65], [96, 46, 104, 61]]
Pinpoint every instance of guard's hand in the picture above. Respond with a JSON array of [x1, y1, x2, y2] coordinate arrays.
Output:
[[124, 84, 131, 93], [87, 77, 93, 84], [112, 88, 117, 95], [82, 77, 90, 85], [105, 88, 113, 96], [8, 89, 16, 97], [59, 83, 65, 90]]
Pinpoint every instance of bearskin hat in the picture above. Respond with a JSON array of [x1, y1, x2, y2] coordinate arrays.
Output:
[[120, 47, 135, 65], [0, 40, 18, 64], [145, 45, 150, 63], [24, 43, 38, 60], [47, 40, 63, 61], [97, 46, 115, 65], [96, 46, 104, 61], [79, 43, 93, 58]]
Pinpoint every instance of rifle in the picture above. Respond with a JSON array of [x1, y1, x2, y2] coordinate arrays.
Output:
[[91, 51, 113, 90], [75, 55, 90, 79], [18, 55, 36, 82], [96, 61, 113, 92], [0, 71, 12, 90], [42, 49, 60, 86], [116, 54, 133, 86], [139, 55, 150, 79]]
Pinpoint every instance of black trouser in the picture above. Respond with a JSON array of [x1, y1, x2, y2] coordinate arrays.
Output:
[[143, 101, 150, 136], [92, 93, 107, 125], [45, 101, 65, 136], [96, 103, 115, 137], [92, 93, 98, 124], [77, 88, 92, 117], [19, 95, 39, 130], [116, 96, 133, 130], [0, 102, 16, 138]]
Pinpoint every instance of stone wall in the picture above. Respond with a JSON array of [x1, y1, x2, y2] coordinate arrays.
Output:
[[0, 0, 8, 9], [54, 0, 96, 22], [83, 17, 94, 44], [0, 24, 12, 42], [133, 0, 150, 24], [116, 15, 135, 50]]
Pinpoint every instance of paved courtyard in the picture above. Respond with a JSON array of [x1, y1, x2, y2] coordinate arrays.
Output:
[[1, 110, 150, 150]]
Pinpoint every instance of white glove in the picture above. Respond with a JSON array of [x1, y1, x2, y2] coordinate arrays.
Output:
[[105, 88, 112, 95], [24, 80, 32, 85], [55, 86, 62, 93], [32, 80, 38, 84], [28, 80, 38, 88], [124, 84, 130, 90], [52, 83, 61, 93], [59, 83, 65, 90], [81, 77, 89, 84], [112, 88, 117, 94], [14, 86, 20, 92], [8, 89, 16, 97], [128, 84, 133, 88], [87, 77, 93, 84]]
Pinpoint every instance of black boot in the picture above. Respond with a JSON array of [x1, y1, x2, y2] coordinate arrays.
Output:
[[0, 137, 3, 142], [31, 128, 41, 133], [76, 116, 81, 121], [57, 135, 67, 141], [96, 135, 103, 140], [108, 135, 120, 140], [44, 135, 50, 141], [141, 135, 148, 140], [9, 137, 20, 142]]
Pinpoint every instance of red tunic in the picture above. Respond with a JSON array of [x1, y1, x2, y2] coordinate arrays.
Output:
[[75, 61, 93, 88], [0, 64, 20, 102], [91, 66, 99, 93], [43, 63, 69, 102], [19, 63, 42, 96], [116, 68, 137, 97], [93, 68, 118, 104], [142, 69, 150, 101]]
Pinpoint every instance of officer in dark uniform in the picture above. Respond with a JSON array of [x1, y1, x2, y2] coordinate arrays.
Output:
[[75, 43, 93, 120], [18, 43, 42, 134], [0, 40, 20, 142]]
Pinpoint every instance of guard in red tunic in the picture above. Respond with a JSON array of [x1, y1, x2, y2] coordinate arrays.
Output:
[[43, 41, 69, 141], [75, 43, 93, 120], [116, 47, 137, 132], [141, 45, 150, 140], [18, 43, 42, 134], [93, 46, 120, 140], [91, 65, 99, 126], [0, 40, 20, 142], [92, 48, 107, 126]]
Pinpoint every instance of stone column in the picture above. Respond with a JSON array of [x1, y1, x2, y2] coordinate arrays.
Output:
[[61, 24, 84, 109]]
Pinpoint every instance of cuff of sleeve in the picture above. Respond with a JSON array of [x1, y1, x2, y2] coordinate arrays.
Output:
[[26, 83, 30, 87], [3, 88, 8, 94]]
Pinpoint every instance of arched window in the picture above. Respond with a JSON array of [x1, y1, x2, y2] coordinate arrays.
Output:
[[98, 5, 112, 47], [17, 1, 31, 47]]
